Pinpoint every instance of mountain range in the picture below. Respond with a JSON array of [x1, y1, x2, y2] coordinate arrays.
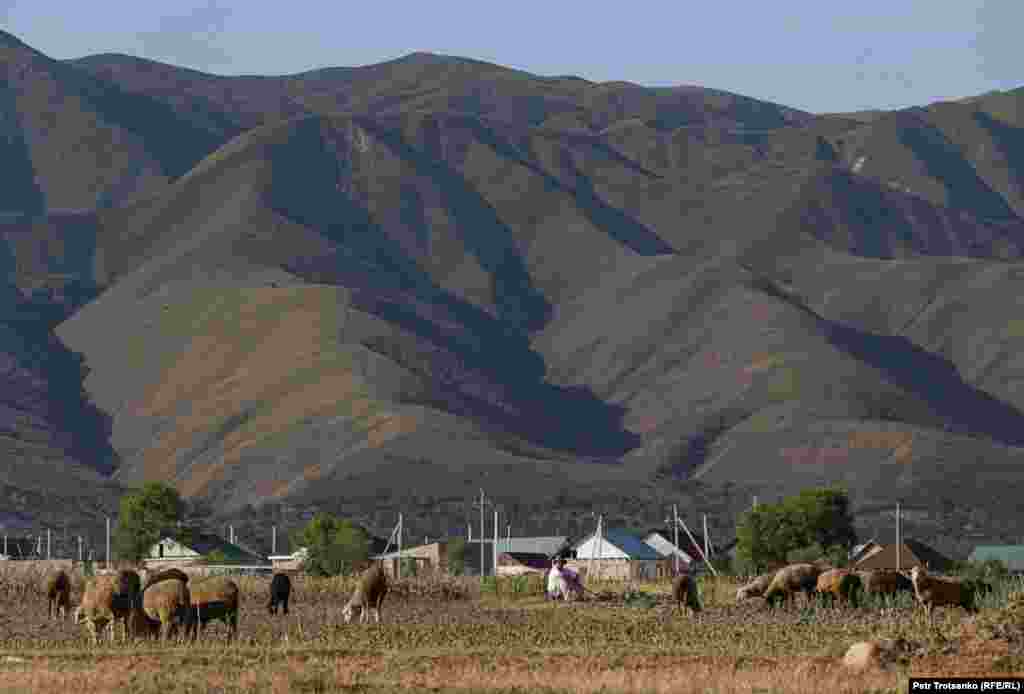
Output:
[[2, 28, 1023, 557]]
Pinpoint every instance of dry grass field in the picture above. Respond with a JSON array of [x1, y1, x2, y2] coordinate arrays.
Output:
[[1, 567, 1022, 693]]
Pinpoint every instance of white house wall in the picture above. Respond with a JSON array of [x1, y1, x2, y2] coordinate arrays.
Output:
[[575, 537, 630, 559]]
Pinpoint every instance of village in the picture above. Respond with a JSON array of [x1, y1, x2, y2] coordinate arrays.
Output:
[[4, 519, 1021, 582]]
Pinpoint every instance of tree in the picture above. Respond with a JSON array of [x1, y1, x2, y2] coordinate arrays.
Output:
[[735, 486, 856, 573], [446, 537, 467, 575], [114, 482, 186, 562], [292, 513, 370, 577]]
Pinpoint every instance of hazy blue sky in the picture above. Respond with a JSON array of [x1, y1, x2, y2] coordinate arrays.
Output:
[[2, 1, 1019, 113]]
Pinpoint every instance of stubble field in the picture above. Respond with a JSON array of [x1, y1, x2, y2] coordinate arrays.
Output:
[[0, 568, 1022, 693]]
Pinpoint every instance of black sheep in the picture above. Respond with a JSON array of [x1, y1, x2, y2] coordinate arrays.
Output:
[[268, 572, 292, 615]]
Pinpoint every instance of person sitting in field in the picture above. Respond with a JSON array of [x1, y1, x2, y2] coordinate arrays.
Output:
[[547, 557, 568, 600], [547, 557, 583, 601]]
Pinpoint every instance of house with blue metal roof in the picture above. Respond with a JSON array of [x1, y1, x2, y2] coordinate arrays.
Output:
[[569, 527, 662, 581]]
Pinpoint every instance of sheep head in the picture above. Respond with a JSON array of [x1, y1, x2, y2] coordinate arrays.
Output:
[[341, 603, 360, 624]]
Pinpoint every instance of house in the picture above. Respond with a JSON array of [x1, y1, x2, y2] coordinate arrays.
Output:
[[854, 539, 952, 572], [568, 528, 662, 581], [464, 536, 570, 576], [145, 532, 269, 572], [968, 546, 1024, 575]]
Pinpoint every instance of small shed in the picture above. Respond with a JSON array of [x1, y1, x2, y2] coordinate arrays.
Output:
[[968, 546, 1024, 575], [570, 528, 661, 581]]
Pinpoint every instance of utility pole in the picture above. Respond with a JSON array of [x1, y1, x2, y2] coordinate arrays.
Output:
[[473, 489, 490, 577], [677, 515, 718, 577], [493, 509, 499, 577], [753, 495, 758, 509], [47, 529, 51, 560], [272, 526, 277, 556], [589, 514, 604, 581], [78, 536, 83, 562], [105, 517, 111, 570], [702, 514, 709, 561], [397, 513, 403, 580], [673, 505, 680, 575], [896, 501, 902, 572]]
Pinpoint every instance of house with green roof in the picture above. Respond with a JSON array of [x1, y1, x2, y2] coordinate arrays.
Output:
[[968, 546, 1024, 574], [145, 531, 269, 572]]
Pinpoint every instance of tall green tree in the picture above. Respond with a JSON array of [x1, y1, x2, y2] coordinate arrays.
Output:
[[735, 486, 856, 573], [114, 482, 186, 562], [292, 513, 370, 576]]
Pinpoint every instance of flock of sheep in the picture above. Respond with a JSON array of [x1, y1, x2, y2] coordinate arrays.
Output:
[[39, 558, 991, 644], [42, 561, 391, 644], [733, 562, 991, 623]]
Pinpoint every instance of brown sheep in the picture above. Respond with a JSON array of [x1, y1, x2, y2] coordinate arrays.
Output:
[[815, 569, 862, 608], [343, 563, 389, 624], [735, 573, 774, 602], [672, 574, 701, 615], [75, 575, 119, 644], [142, 577, 191, 642], [910, 565, 978, 623], [44, 569, 71, 620], [763, 563, 823, 609], [185, 576, 239, 642], [143, 568, 190, 590], [855, 569, 914, 597]]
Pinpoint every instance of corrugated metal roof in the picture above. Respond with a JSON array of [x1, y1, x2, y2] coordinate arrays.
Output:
[[969, 546, 1024, 572], [574, 528, 662, 560], [468, 536, 569, 557], [642, 533, 694, 563]]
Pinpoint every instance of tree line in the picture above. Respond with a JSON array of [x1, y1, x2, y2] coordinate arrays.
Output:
[[112, 481, 1007, 580]]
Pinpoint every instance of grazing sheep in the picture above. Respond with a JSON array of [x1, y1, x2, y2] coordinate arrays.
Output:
[[855, 569, 914, 597], [44, 569, 71, 620], [186, 576, 239, 642], [735, 573, 774, 602], [142, 577, 191, 642], [763, 563, 823, 609], [672, 574, 702, 615], [268, 573, 292, 615], [343, 563, 389, 624], [75, 575, 119, 644], [909, 565, 978, 623], [815, 569, 862, 608]]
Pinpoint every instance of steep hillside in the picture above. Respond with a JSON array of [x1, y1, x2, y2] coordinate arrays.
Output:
[[0, 29, 1022, 554]]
